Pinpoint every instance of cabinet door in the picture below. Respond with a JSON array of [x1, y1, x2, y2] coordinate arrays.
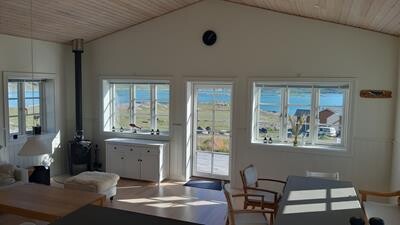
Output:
[[124, 146, 140, 179], [140, 149, 159, 182], [107, 145, 125, 176]]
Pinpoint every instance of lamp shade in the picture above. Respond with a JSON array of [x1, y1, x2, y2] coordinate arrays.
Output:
[[18, 134, 54, 156]]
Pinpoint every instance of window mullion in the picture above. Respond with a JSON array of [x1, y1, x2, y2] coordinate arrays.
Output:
[[40, 82, 46, 132], [255, 87, 261, 141], [19, 82, 26, 134], [311, 87, 318, 145], [128, 84, 132, 126], [283, 87, 289, 143], [342, 89, 349, 147], [132, 84, 136, 125], [151, 84, 156, 130], [111, 84, 115, 129]]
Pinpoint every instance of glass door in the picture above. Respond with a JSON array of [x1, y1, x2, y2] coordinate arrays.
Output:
[[192, 84, 232, 180]]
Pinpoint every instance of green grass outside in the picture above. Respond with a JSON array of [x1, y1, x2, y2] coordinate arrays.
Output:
[[9, 106, 40, 133]]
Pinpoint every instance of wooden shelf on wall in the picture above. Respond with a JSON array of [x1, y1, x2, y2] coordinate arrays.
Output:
[[360, 90, 392, 98]]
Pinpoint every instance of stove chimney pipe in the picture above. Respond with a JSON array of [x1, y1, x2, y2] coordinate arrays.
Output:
[[72, 39, 84, 140]]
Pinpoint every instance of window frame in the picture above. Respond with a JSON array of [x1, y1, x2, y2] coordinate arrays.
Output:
[[250, 79, 353, 151], [102, 78, 171, 137], [8, 80, 46, 135], [2, 72, 57, 139]]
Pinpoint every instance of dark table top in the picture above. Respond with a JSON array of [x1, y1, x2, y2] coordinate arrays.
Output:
[[275, 176, 366, 225], [50, 205, 202, 225]]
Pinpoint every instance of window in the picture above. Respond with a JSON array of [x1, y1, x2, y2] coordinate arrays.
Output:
[[252, 82, 350, 149], [103, 80, 170, 135], [7, 80, 44, 134]]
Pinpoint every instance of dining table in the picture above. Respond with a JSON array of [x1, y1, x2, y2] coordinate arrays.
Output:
[[275, 176, 366, 225]]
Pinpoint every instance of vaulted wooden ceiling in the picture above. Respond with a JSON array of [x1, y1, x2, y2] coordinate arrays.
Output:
[[232, 0, 400, 36], [0, 0, 399, 44], [0, 0, 200, 43]]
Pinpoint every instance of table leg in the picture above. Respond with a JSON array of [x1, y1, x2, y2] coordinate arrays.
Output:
[[93, 196, 106, 207], [99, 196, 106, 206]]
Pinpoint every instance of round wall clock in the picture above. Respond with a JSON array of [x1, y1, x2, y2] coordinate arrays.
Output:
[[202, 30, 217, 46]]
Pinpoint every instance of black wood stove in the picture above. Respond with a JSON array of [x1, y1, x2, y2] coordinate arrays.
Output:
[[67, 39, 93, 175]]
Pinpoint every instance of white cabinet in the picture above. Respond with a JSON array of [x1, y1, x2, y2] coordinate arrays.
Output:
[[124, 147, 140, 179], [105, 138, 169, 183]]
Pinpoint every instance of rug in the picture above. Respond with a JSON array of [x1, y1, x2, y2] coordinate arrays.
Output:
[[183, 179, 223, 191]]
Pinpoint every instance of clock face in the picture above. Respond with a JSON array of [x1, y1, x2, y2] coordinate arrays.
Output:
[[202, 30, 217, 46]]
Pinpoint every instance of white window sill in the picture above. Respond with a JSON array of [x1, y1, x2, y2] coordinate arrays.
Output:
[[251, 141, 349, 156], [102, 131, 170, 141], [8, 132, 57, 145]]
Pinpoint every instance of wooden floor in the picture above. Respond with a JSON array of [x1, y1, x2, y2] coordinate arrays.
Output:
[[0, 179, 227, 225]]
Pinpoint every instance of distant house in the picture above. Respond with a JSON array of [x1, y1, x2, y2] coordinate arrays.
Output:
[[294, 109, 311, 123], [294, 109, 310, 117], [319, 109, 342, 128], [293, 108, 341, 128]]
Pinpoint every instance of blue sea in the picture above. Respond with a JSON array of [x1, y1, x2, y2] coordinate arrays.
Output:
[[10, 88, 344, 115], [8, 91, 40, 108]]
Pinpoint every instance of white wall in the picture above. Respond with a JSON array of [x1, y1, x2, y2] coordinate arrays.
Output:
[[391, 39, 400, 191], [0, 34, 69, 176], [84, 0, 398, 190]]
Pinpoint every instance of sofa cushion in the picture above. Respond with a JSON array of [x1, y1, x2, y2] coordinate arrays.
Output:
[[0, 163, 15, 177], [0, 173, 16, 186], [64, 171, 120, 194], [0, 163, 16, 186]]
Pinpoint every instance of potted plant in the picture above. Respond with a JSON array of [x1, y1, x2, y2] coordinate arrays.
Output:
[[32, 115, 41, 135], [289, 115, 306, 146]]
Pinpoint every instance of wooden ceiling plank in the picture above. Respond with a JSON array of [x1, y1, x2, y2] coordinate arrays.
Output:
[[226, 0, 397, 36], [72, 0, 144, 25], [112, 0, 155, 18], [37, 6, 133, 31], [373, 0, 400, 31], [0, 8, 107, 38], [2, 0, 400, 44]]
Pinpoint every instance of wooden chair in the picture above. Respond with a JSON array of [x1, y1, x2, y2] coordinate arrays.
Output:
[[240, 165, 286, 219], [359, 190, 400, 225], [223, 183, 272, 225], [305, 171, 340, 181]]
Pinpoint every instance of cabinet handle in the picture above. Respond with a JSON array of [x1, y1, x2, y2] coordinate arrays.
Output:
[[114, 147, 117, 150], [130, 149, 133, 151], [147, 150, 150, 153], [121, 157, 124, 160]]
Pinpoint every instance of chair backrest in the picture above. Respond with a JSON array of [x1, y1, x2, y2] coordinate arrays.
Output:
[[223, 183, 236, 225], [241, 165, 258, 188], [306, 171, 340, 181]]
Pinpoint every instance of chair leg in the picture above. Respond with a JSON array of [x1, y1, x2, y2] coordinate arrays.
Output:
[[270, 213, 274, 225], [110, 196, 114, 201]]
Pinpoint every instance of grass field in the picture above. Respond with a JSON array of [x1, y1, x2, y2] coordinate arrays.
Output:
[[9, 105, 40, 133], [195, 103, 230, 153], [257, 110, 341, 144], [113, 102, 169, 132], [111, 101, 339, 151]]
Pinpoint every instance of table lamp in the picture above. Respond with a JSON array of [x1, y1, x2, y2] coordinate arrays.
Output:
[[18, 135, 54, 167]]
